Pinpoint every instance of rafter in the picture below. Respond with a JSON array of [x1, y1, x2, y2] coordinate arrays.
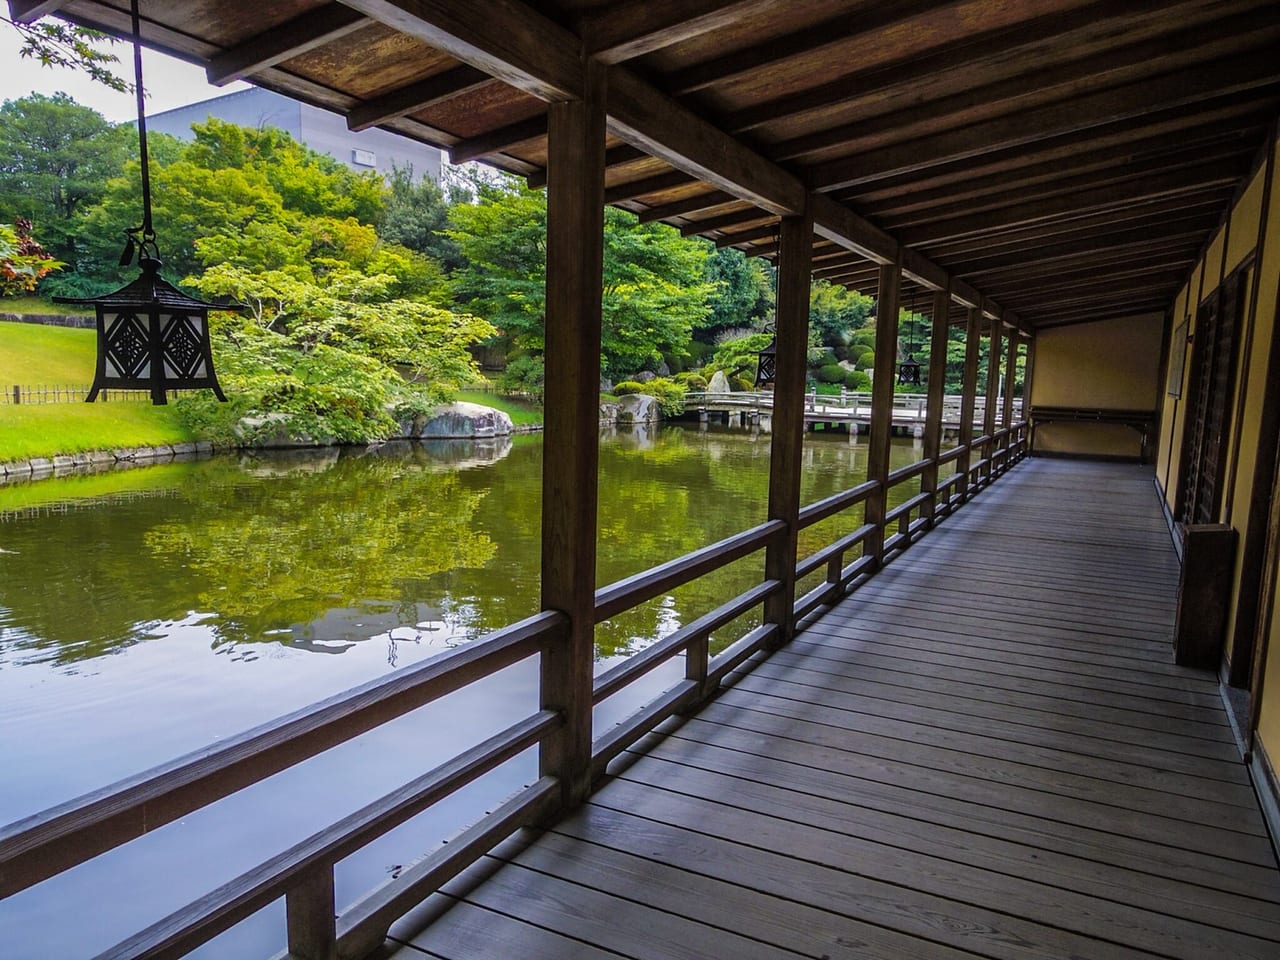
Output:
[[809, 50, 1280, 190], [8, 0, 68, 22], [449, 116, 547, 164], [347, 65, 492, 131], [526, 145, 648, 189], [207, 6, 368, 86], [576, 0, 778, 65]]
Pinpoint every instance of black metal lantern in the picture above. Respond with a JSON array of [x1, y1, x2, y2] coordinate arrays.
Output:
[[59, 259, 229, 404], [896, 288, 923, 386], [755, 334, 777, 388], [896, 353, 922, 386], [55, 0, 234, 405]]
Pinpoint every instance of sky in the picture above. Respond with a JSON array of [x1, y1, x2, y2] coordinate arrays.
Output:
[[0, 21, 248, 121]]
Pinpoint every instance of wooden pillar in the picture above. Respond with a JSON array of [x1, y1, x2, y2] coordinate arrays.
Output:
[[984, 315, 1002, 481], [539, 62, 605, 810], [1002, 331, 1020, 466], [958, 306, 981, 500], [865, 258, 901, 566], [921, 288, 950, 523], [1023, 336, 1037, 455], [764, 207, 813, 646]]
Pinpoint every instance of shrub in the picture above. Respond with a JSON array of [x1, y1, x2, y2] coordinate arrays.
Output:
[[857, 349, 875, 369], [845, 369, 871, 390], [613, 380, 645, 395], [673, 371, 708, 390], [816, 363, 846, 384]]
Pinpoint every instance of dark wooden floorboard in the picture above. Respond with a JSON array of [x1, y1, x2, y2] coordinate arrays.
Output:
[[395, 460, 1280, 959]]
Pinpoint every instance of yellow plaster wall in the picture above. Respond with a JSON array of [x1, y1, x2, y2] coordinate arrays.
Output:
[[1030, 313, 1164, 458], [1201, 228, 1226, 299], [1155, 284, 1190, 500], [1258, 579, 1280, 763], [1227, 168, 1265, 274]]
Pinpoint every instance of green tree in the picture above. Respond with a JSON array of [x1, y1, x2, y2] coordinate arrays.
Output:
[[447, 180, 714, 379], [0, 93, 131, 265], [701, 246, 773, 338], [378, 165, 469, 272], [809, 280, 873, 356]]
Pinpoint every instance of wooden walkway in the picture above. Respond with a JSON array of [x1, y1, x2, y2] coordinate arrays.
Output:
[[386, 460, 1280, 960]]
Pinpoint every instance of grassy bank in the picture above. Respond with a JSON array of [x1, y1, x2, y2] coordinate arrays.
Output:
[[0, 295, 93, 317], [0, 320, 95, 386], [0, 403, 195, 462], [454, 389, 543, 426]]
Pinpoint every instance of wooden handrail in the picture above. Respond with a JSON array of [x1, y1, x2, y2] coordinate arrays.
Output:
[[594, 519, 784, 621], [0, 610, 565, 898], [937, 445, 968, 465], [886, 457, 933, 487], [97, 711, 561, 960], [797, 479, 879, 528]]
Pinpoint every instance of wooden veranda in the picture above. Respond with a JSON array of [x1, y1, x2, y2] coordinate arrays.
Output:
[[386, 460, 1280, 960], [3, 2, 1280, 958]]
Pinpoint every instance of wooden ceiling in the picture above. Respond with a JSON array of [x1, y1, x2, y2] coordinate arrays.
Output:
[[19, 0, 1280, 330]]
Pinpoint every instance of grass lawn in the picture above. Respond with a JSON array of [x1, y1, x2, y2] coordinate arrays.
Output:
[[0, 320, 96, 386], [0, 295, 94, 317], [0, 403, 195, 462], [454, 389, 543, 426]]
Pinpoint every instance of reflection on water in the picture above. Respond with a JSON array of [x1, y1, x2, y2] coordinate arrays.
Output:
[[0, 424, 929, 958]]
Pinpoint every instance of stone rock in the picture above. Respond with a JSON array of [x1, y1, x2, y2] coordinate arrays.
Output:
[[600, 377, 614, 393], [633, 370, 657, 383], [616, 393, 663, 423], [599, 401, 620, 424], [707, 370, 731, 394], [656, 361, 670, 377], [234, 413, 318, 448], [419, 402, 514, 439]]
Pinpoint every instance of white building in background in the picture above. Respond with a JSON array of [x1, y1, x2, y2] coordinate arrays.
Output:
[[144, 87, 442, 182]]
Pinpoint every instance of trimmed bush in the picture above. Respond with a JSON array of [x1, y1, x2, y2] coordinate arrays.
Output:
[[845, 369, 871, 390], [816, 363, 846, 384], [613, 380, 646, 395]]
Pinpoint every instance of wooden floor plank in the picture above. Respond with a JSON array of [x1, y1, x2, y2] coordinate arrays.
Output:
[[394, 460, 1280, 959]]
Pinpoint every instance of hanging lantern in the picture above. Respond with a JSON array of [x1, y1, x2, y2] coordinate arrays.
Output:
[[59, 258, 229, 404], [56, 0, 235, 405], [755, 334, 777, 388], [896, 287, 923, 386]]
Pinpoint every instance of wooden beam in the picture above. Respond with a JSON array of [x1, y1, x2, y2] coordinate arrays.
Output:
[[206, 5, 367, 85], [764, 205, 813, 645], [679, 207, 771, 237], [810, 194, 897, 265], [950, 220, 1218, 276], [603, 170, 694, 204], [578, 0, 777, 65], [347, 65, 492, 131], [7, 0, 68, 23], [527, 145, 648, 189], [950, 279, 982, 310], [637, 190, 736, 223], [450, 116, 547, 164], [539, 61, 606, 809], [606, 66, 806, 216], [809, 50, 1280, 190], [901, 248, 948, 291], [714, 223, 778, 248], [897, 157, 1252, 246], [343, 0, 583, 101], [865, 259, 902, 567]]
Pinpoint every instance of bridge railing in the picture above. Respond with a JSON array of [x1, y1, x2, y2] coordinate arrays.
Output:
[[684, 390, 1022, 424], [0, 419, 1031, 960]]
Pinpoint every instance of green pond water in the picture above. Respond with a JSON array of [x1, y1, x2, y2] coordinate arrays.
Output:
[[0, 423, 934, 958]]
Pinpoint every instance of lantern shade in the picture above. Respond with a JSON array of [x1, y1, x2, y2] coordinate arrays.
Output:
[[897, 354, 922, 386], [755, 335, 777, 388], [56, 258, 233, 405]]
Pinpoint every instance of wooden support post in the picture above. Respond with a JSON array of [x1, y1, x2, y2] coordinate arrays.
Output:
[[958, 307, 981, 500], [865, 259, 902, 566], [1002, 331, 1020, 469], [921, 288, 950, 524], [539, 62, 605, 810], [763, 206, 813, 646], [984, 318, 1002, 483], [286, 867, 336, 960], [1023, 336, 1037, 456]]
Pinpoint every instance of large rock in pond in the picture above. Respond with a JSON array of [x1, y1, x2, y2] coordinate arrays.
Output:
[[234, 412, 322, 448], [419, 402, 514, 439], [617, 393, 663, 423], [707, 370, 732, 394]]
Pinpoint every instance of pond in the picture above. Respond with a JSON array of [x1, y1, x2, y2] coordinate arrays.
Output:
[[0, 423, 936, 958]]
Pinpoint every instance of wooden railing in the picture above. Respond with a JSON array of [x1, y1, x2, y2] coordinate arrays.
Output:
[[0, 420, 1030, 960], [684, 390, 1022, 425]]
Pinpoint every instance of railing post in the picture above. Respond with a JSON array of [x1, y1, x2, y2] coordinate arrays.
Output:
[[764, 205, 813, 646], [865, 257, 902, 568], [539, 60, 605, 809], [286, 866, 337, 960], [921, 287, 950, 523], [958, 306, 981, 502]]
